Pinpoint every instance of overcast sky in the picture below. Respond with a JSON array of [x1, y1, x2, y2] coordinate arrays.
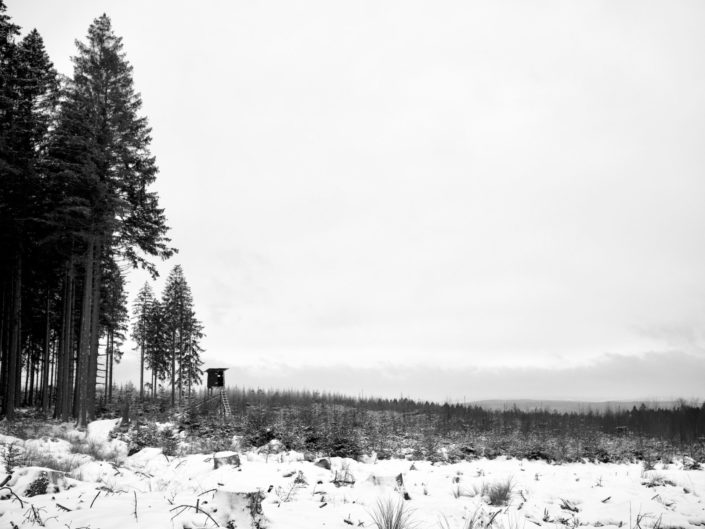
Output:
[[9, 0, 705, 401]]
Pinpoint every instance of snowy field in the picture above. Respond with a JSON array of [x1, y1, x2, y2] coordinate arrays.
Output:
[[1, 419, 704, 528]]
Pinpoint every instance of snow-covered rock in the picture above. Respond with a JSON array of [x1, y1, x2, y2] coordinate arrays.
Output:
[[204, 489, 268, 527], [86, 418, 121, 444], [213, 450, 241, 468]]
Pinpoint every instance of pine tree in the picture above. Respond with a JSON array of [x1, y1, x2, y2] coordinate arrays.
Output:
[[180, 308, 204, 399], [131, 282, 154, 400], [161, 265, 203, 406], [145, 298, 168, 399], [0, 6, 174, 422], [45, 15, 174, 424], [0, 1, 20, 167], [0, 4, 58, 418]]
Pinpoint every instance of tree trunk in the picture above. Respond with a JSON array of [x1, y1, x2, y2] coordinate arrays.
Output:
[[26, 352, 33, 406], [13, 259, 22, 410], [42, 291, 51, 412], [86, 236, 102, 421], [51, 335, 58, 409], [107, 330, 114, 402], [139, 313, 144, 400], [3, 253, 22, 419], [0, 277, 8, 413], [55, 259, 75, 421], [75, 241, 94, 426], [171, 332, 176, 407]]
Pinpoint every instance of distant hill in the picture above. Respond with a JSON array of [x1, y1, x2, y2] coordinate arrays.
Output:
[[469, 399, 686, 413]]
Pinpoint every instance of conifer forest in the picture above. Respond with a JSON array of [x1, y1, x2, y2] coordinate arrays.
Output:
[[0, 2, 204, 424]]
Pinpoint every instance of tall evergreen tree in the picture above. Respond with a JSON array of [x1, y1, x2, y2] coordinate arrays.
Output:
[[131, 282, 154, 400], [1, 6, 174, 422], [45, 15, 174, 424], [0, 1, 20, 168], [0, 4, 58, 418], [179, 307, 204, 398], [145, 298, 169, 398], [161, 265, 203, 405]]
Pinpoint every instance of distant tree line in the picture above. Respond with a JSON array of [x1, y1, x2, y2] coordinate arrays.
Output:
[[0, 2, 174, 424], [212, 387, 705, 457]]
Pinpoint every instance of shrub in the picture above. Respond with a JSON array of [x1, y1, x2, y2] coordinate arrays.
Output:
[[125, 424, 163, 455], [641, 457, 656, 472], [124, 423, 180, 456], [1, 441, 23, 473], [369, 496, 417, 529], [245, 425, 276, 448], [25, 473, 49, 497], [160, 427, 180, 457], [328, 434, 362, 459]]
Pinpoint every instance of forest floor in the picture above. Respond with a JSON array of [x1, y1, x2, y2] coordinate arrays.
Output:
[[1, 418, 704, 529]]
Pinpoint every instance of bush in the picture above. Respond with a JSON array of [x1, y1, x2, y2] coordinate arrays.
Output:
[[123, 423, 180, 456], [245, 425, 276, 448], [25, 473, 49, 497], [124, 424, 163, 455], [160, 427, 180, 457], [328, 434, 362, 459], [1, 441, 23, 473]]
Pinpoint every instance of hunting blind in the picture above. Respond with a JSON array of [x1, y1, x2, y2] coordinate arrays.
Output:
[[206, 367, 227, 389]]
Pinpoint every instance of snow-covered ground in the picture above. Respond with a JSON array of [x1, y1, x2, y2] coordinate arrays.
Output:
[[1, 420, 704, 528]]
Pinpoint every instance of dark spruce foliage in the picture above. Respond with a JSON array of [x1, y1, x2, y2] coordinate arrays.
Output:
[[0, 4, 174, 423]]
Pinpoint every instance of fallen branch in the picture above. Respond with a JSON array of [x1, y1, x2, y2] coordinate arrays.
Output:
[[24, 504, 45, 525], [169, 504, 220, 527], [0, 486, 24, 508], [198, 488, 218, 497], [90, 491, 101, 508]]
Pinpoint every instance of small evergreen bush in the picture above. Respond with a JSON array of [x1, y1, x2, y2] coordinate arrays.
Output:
[[25, 473, 49, 497]]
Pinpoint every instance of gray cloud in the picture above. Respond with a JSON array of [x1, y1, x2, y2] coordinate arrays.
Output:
[[11, 0, 705, 399]]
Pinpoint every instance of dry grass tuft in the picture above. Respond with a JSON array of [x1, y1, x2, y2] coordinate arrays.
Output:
[[22, 445, 85, 473], [69, 439, 123, 464], [487, 478, 513, 506], [369, 496, 418, 529]]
